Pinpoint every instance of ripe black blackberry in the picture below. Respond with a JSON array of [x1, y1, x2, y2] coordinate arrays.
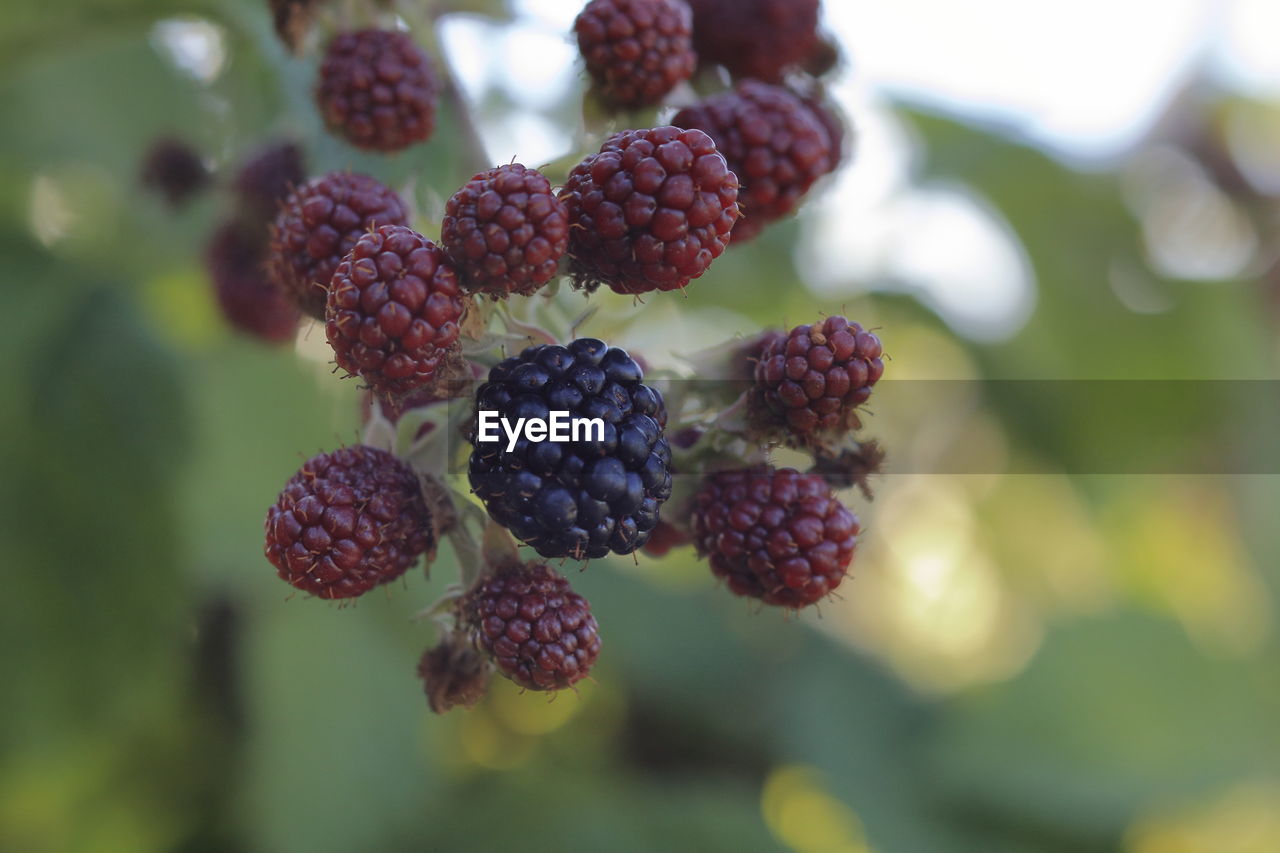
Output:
[[575, 0, 696, 109], [269, 172, 409, 319], [687, 0, 820, 83], [440, 164, 569, 297], [263, 445, 434, 600], [691, 466, 858, 608], [139, 137, 208, 209], [232, 141, 305, 226], [753, 316, 883, 440], [326, 224, 467, 397], [559, 126, 740, 294], [467, 339, 672, 559], [205, 220, 300, 344], [462, 562, 601, 691], [673, 81, 833, 243], [316, 29, 439, 152]]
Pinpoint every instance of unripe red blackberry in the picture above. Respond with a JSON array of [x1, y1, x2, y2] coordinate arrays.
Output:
[[326, 224, 466, 396], [140, 137, 209, 209], [687, 0, 820, 83], [640, 518, 691, 557], [316, 29, 439, 152], [559, 126, 740, 294], [673, 81, 833, 243], [691, 466, 858, 608], [462, 562, 601, 691], [753, 316, 883, 439], [441, 164, 569, 297], [575, 0, 696, 109], [263, 445, 433, 600], [269, 172, 409, 320], [232, 141, 305, 226], [205, 220, 301, 344]]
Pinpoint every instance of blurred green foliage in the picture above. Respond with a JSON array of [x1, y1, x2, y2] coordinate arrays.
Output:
[[1, 2, 1278, 852]]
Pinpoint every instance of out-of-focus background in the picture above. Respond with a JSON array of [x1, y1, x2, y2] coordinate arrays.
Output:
[[3, 0, 1279, 850]]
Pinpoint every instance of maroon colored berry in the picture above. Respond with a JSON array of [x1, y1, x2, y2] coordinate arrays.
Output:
[[205, 220, 300, 344], [264, 445, 433, 600], [232, 141, 305, 226], [640, 518, 691, 557], [316, 29, 439, 152], [673, 81, 833, 243], [575, 0, 696, 109], [417, 638, 491, 713], [326, 224, 466, 396], [691, 466, 858, 608], [753, 316, 884, 439], [441, 164, 569, 297], [687, 0, 820, 83], [269, 172, 409, 320], [140, 137, 208, 209], [559, 126, 740, 294], [463, 562, 601, 691]]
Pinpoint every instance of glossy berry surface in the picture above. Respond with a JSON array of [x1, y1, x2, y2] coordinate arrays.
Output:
[[687, 0, 820, 82], [264, 445, 433, 600], [575, 0, 696, 109], [673, 81, 833, 243], [326, 225, 466, 396], [441, 164, 569, 297], [270, 172, 409, 319], [691, 466, 858, 608], [464, 562, 601, 691], [754, 316, 883, 439], [559, 126, 739, 294], [468, 339, 672, 560], [316, 29, 439, 152]]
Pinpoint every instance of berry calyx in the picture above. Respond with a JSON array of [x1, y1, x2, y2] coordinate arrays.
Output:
[[575, 0, 696, 109], [673, 81, 833, 243], [752, 316, 884, 441], [316, 29, 439, 152], [417, 637, 491, 713], [691, 466, 858, 608], [467, 339, 672, 560], [263, 445, 434, 600], [269, 172, 409, 320], [462, 562, 601, 691], [326, 224, 467, 397], [441, 164, 570, 297], [559, 126, 740, 294]]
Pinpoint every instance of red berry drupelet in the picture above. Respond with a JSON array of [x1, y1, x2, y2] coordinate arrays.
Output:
[[691, 467, 858, 608], [441, 164, 569, 297], [206, 220, 301, 344], [269, 172, 409, 320], [575, 0, 696, 110], [673, 81, 833, 243], [559, 126, 740, 294], [326, 225, 466, 397], [686, 0, 820, 83], [753, 316, 884, 440], [316, 29, 439, 152], [463, 562, 601, 691], [264, 445, 434, 600]]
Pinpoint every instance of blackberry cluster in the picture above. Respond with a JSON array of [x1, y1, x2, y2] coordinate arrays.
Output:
[[687, 0, 821, 82], [462, 562, 601, 691], [205, 221, 300, 344], [673, 81, 833, 243], [326, 224, 466, 396], [575, 0, 696, 109], [468, 339, 672, 559], [691, 466, 858, 608], [753, 316, 884, 439], [316, 29, 439, 152], [140, 137, 208, 209], [264, 445, 434, 600], [559, 126, 740, 294], [440, 164, 569, 297], [270, 172, 409, 319]]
